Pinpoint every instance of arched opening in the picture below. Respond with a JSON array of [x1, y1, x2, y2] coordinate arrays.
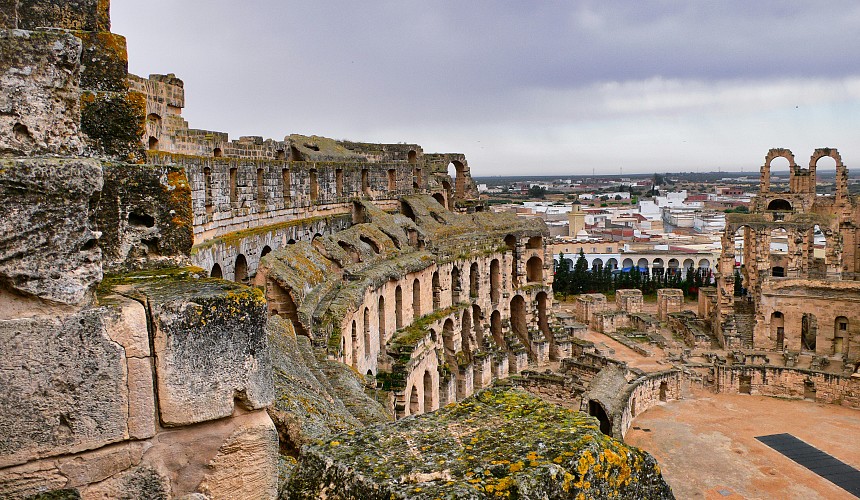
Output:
[[210, 263, 222, 278], [667, 258, 680, 277], [526, 236, 543, 249], [361, 168, 370, 195], [409, 385, 420, 416], [442, 319, 456, 360], [461, 310, 472, 356], [203, 167, 213, 213], [772, 266, 785, 278], [526, 256, 543, 283], [682, 258, 694, 277], [423, 370, 433, 412], [395, 285, 403, 329], [451, 160, 466, 199], [835, 316, 849, 355], [260, 245, 272, 259], [339, 241, 361, 264], [510, 295, 527, 342], [469, 262, 479, 298], [659, 381, 668, 402], [490, 259, 501, 303], [772, 311, 785, 350], [229, 167, 238, 204], [351, 320, 358, 367], [378, 296, 386, 352], [213, 147, 222, 158], [408, 150, 417, 164], [592, 258, 604, 272], [387, 169, 396, 192], [432, 192, 446, 207], [651, 258, 664, 276], [767, 155, 791, 193], [309, 169, 319, 203], [588, 400, 612, 435], [234, 254, 248, 283], [412, 278, 421, 319], [282, 168, 291, 205], [767, 199, 792, 211], [276, 149, 286, 160], [472, 304, 484, 348], [536, 292, 550, 337], [432, 271, 441, 310], [637, 258, 649, 275], [622, 258, 635, 271], [698, 259, 711, 271], [505, 235, 518, 283], [490, 310, 505, 349], [802, 313, 817, 352], [363, 307, 371, 359], [289, 145, 304, 161], [360, 235, 381, 254], [148, 136, 159, 151], [451, 266, 461, 304]]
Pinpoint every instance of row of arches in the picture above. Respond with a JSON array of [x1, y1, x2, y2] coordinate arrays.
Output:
[[769, 311, 852, 356], [555, 256, 712, 275]]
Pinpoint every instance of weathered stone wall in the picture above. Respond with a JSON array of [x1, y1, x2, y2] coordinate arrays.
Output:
[[714, 365, 860, 408], [656, 288, 683, 321], [616, 288, 643, 313]]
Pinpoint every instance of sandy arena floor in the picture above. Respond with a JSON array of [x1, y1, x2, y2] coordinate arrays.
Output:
[[625, 387, 860, 499]]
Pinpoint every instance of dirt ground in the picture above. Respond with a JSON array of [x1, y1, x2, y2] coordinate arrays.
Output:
[[625, 387, 860, 500]]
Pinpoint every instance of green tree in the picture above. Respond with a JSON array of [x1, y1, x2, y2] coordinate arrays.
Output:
[[528, 185, 547, 199], [570, 250, 589, 294], [553, 253, 570, 295]]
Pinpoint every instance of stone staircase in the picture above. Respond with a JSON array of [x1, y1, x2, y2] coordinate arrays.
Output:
[[733, 301, 755, 348]]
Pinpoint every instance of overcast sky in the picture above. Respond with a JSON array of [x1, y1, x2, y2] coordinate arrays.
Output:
[[112, 1, 860, 176]]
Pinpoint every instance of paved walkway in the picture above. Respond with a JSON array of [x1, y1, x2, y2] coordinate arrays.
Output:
[[625, 388, 860, 499]]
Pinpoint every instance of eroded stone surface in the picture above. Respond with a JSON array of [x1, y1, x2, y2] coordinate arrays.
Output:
[[0, 30, 84, 156], [287, 388, 673, 499], [197, 410, 279, 500], [0, 309, 127, 469], [0, 158, 102, 305]]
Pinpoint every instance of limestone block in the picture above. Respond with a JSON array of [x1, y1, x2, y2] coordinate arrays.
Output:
[[57, 441, 150, 488], [17, 0, 111, 31], [74, 31, 128, 92], [197, 410, 279, 500], [78, 464, 170, 500], [0, 458, 68, 499], [0, 158, 102, 305], [80, 90, 146, 161], [0, 310, 128, 469], [0, 30, 84, 156], [97, 163, 193, 272], [118, 272, 273, 425]]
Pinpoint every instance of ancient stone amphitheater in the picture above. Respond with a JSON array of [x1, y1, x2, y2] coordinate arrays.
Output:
[[0, 2, 764, 499]]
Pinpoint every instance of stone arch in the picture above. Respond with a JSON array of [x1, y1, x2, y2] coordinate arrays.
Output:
[[588, 400, 612, 435], [423, 370, 433, 412], [409, 385, 420, 416], [148, 136, 159, 151], [667, 258, 680, 276], [526, 256, 543, 282], [637, 258, 649, 273], [461, 309, 472, 356], [395, 285, 403, 329], [802, 312, 818, 352], [622, 258, 635, 270], [766, 199, 792, 211], [772, 311, 785, 350], [472, 304, 484, 348], [490, 310, 505, 349], [683, 258, 694, 275], [451, 160, 466, 199], [213, 147, 222, 158], [360, 235, 381, 254], [210, 263, 222, 278], [451, 266, 461, 304], [443, 319, 456, 358], [408, 150, 417, 164], [276, 149, 286, 160], [592, 257, 604, 272], [505, 234, 518, 283], [469, 262, 479, 297], [526, 236, 543, 249], [652, 258, 664, 275], [378, 295, 386, 352], [338, 241, 361, 264], [490, 259, 501, 303], [260, 245, 272, 259], [234, 254, 248, 283], [761, 148, 796, 194], [698, 259, 710, 270], [363, 307, 371, 359], [606, 258, 618, 271], [412, 278, 421, 319], [810, 148, 841, 186], [432, 192, 446, 207], [510, 295, 527, 342]]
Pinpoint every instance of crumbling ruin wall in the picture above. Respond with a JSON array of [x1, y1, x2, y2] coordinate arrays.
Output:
[[715, 365, 860, 408]]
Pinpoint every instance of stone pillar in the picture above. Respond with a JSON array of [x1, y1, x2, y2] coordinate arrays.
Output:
[[616, 289, 643, 314], [657, 289, 684, 321]]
